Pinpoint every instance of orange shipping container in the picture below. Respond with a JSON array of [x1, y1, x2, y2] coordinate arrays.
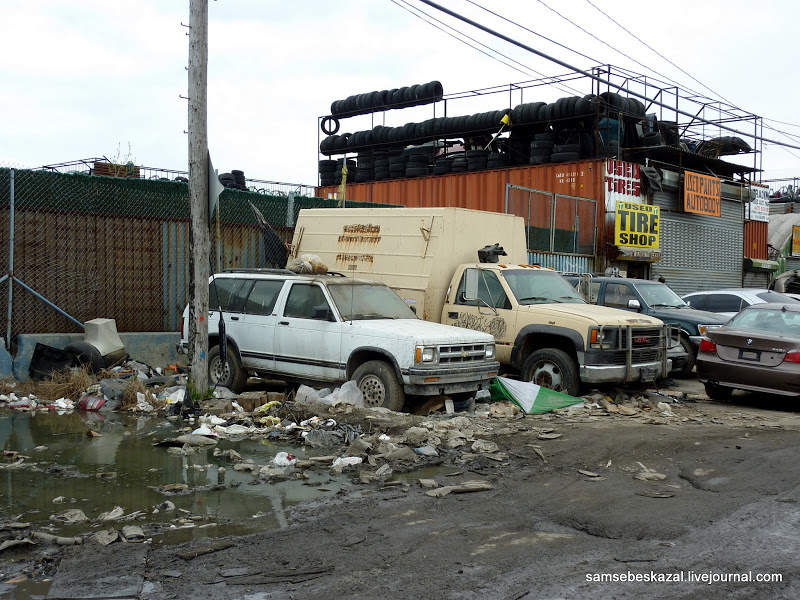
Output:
[[743, 219, 768, 260]]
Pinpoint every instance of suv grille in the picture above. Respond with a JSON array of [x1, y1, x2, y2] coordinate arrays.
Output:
[[438, 344, 487, 363]]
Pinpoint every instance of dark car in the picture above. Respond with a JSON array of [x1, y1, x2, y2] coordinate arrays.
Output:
[[697, 303, 800, 400], [563, 275, 728, 376]]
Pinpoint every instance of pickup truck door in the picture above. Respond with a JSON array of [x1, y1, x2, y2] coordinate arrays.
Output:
[[273, 282, 344, 382], [234, 279, 286, 373], [443, 268, 517, 364]]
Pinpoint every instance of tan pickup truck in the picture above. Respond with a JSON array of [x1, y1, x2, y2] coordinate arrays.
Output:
[[290, 207, 671, 396]]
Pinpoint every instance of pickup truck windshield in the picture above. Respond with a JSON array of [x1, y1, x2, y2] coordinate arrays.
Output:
[[503, 270, 586, 305], [328, 282, 418, 320], [635, 283, 687, 308]]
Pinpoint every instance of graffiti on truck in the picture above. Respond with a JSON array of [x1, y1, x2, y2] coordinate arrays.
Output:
[[454, 314, 507, 339]]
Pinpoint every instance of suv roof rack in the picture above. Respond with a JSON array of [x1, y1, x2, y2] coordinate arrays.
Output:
[[222, 268, 297, 275]]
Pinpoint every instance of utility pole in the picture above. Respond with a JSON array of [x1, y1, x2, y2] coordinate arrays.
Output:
[[187, 0, 210, 393]]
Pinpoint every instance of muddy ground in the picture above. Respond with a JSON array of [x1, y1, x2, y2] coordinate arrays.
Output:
[[4, 379, 800, 599]]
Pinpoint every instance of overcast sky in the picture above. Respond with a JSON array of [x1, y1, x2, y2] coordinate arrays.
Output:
[[1, 0, 798, 190]]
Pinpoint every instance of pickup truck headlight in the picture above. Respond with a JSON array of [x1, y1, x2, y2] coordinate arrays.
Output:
[[415, 346, 437, 364], [589, 327, 615, 350], [698, 324, 722, 336], [485, 344, 496, 360]]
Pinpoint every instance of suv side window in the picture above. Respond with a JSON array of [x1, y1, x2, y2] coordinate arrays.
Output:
[[605, 283, 636, 309], [705, 293, 745, 313], [210, 278, 252, 312], [243, 279, 284, 316], [455, 269, 511, 309], [284, 283, 332, 319]]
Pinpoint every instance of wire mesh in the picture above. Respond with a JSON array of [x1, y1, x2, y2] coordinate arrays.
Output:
[[0, 165, 393, 341]]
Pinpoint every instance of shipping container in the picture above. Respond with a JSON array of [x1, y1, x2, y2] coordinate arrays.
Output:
[[743, 219, 768, 260]]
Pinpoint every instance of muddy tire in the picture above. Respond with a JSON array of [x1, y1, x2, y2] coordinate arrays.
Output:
[[208, 344, 247, 393], [704, 381, 732, 401], [521, 349, 580, 396], [675, 335, 696, 377], [353, 360, 405, 411]]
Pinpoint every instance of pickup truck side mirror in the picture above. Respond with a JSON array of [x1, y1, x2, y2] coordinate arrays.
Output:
[[463, 269, 479, 301], [311, 305, 335, 321], [627, 299, 641, 310]]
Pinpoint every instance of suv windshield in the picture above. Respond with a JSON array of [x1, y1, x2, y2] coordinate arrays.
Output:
[[634, 282, 687, 308], [503, 270, 586, 305], [327, 282, 418, 320]]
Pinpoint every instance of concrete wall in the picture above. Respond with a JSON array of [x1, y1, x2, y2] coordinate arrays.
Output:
[[2, 332, 181, 381]]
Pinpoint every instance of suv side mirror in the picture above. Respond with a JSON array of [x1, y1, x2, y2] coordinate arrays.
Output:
[[627, 299, 641, 310]]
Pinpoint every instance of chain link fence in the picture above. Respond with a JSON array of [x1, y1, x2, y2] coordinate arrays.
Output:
[[0, 162, 392, 345]]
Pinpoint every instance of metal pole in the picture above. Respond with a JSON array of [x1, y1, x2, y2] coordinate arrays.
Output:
[[5, 169, 14, 349], [188, 0, 210, 393]]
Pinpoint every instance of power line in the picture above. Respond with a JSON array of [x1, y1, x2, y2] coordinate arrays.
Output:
[[584, 0, 735, 107], [415, 0, 800, 152], [390, 0, 581, 97]]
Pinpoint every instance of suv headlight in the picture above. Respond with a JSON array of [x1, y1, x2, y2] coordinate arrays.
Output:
[[415, 346, 437, 363], [589, 326, 616, 350], [698, 324, 722, 336], [485, 344, 496, 360]]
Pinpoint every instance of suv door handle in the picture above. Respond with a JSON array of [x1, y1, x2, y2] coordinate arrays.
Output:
[[279, 321, 289, 326], [448, 312, 458, 319]]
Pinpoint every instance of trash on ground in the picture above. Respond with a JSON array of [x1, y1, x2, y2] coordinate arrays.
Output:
[[490, 377, 583, 414]]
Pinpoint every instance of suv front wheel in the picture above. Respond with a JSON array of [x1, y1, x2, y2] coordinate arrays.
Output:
[[208, 345, 247, 393], [353, 360, 405, 412]]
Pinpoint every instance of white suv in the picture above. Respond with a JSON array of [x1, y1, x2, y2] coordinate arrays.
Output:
[[179, 269, 499, 411]]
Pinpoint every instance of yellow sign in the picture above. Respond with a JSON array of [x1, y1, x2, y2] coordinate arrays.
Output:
[[683, 171, 721, 216], [615, 201, 660, 248], [793, 226, 800, 257]]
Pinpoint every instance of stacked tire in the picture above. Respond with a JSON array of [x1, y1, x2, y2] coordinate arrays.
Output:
[[551, 143, 580, 164], [319, 159, 337, 186], [467, 149, 489, 172], [529, 132, 554, 165], [330, 81, 444, 118], [451, 156, 468, 173], [486, 152, 508, 169], [388, 155, 407, 179], [334, 158, 356, 185], [356, 152, 373, 183], [433, 157, 453, 175], [373, 151, 390, 181], [218, 170, 247, 190], [404, 146, 432, 177]]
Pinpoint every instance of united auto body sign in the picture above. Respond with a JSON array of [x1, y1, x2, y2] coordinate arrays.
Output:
[[604, 160, 641, 211], [683, 171, 721, 216]]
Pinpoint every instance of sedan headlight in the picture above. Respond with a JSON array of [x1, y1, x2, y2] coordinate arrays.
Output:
[[698, 324, 722, 336], [485, 344, 496, 360], [415, 346, 437, 363]]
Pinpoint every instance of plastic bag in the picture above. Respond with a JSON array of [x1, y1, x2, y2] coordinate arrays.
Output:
[[286, 254, 328, 275], [273, 452, 297, 467]]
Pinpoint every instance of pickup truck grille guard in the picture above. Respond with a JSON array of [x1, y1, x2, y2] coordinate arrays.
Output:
[[588, 324, 673, 377], [438, 344, 489, 364]]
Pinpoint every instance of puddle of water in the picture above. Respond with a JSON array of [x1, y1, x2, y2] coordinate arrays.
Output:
[[0, 409, 349, 540]]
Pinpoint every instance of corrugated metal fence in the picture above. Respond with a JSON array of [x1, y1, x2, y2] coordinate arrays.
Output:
[[0, 167, 393, 340]]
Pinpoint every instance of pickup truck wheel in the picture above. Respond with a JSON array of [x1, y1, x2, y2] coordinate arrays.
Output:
[[208, 345, 247, 393], [676, 335, 696, 377], [521, 349, 580, 396], [353, 361, 405, 412]]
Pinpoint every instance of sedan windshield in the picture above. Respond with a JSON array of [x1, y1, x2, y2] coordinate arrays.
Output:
[[502, 270, 586, 305], [635, 283, 687, 308], [328, 282, 418, 320]]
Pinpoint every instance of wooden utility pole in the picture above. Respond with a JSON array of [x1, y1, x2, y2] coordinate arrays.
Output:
[[187, 0, 210, 393]]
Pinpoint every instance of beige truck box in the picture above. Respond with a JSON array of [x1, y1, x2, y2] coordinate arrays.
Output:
[[291, 207, 670, 395]]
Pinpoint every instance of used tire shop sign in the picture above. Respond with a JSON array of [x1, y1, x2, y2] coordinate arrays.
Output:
[[606, 160, 661, 261]]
